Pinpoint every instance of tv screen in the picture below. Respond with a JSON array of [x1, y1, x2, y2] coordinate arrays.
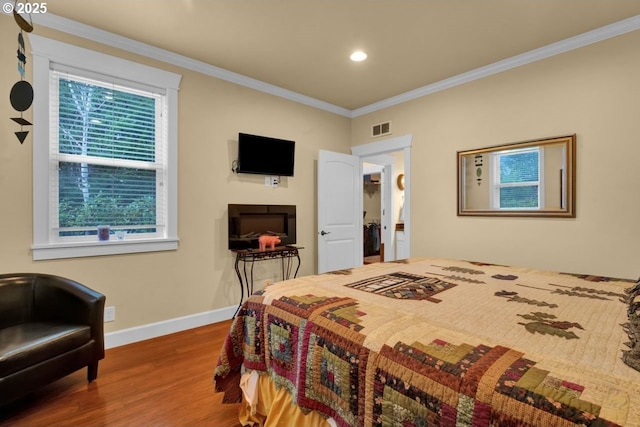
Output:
[[228, 204, 296, 250], [237, 133, 295, 177]]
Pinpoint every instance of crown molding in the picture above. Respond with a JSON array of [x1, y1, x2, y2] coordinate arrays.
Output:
[[351, 14, 640, 117], [32, 13, 640, 119], [31, 13, 352, 118]]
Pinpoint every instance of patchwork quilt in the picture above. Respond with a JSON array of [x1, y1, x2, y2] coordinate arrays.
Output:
[[214, 257, 640, 427]]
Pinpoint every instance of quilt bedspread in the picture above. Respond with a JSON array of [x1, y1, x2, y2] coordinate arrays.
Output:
[[214, 257, 640, 427]]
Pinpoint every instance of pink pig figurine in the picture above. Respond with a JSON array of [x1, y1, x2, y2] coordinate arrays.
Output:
[[258, 235, 281, 251]]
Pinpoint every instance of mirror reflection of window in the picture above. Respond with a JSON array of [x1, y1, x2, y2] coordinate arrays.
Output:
[[490, 147, 541, 210]]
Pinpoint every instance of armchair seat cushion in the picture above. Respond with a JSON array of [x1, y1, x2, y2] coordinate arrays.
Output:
[[0, 322, 91, 377]]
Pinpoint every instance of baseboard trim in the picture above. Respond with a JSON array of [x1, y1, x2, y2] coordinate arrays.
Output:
[[104, 305, 236, 349]]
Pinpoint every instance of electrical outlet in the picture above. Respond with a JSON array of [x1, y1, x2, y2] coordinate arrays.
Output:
[[271, 177, 278, 188], [104, 306, 116, 322]]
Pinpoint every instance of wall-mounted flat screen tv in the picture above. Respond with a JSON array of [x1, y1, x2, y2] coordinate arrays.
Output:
[[237, 133, 295, 177]]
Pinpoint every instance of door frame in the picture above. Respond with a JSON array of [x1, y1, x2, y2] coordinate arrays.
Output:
[[352, 134, 412, 260]]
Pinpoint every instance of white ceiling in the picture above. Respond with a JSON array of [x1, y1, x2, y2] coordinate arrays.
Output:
[[27, 1, 640, 113]]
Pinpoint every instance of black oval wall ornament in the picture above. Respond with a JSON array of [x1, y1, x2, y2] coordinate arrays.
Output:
[[10, 80, 33, 112]]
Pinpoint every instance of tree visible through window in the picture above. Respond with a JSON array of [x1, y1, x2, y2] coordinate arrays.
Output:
[[53, 72, 164, 239], [491, 148, 540, 209]]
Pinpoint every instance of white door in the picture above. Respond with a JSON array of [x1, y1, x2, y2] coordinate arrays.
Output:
[[317, 150, 362, 273]]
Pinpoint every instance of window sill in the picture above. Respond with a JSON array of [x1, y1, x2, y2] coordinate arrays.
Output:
[[32, 238, 179, 260]]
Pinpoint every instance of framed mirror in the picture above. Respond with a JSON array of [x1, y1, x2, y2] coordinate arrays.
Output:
[[457, 134, 576, 217]]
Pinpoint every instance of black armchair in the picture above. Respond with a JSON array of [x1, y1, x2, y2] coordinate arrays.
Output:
[[0, 273, 106, 406]]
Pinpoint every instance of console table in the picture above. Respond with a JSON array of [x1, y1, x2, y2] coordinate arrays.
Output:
[[232, 246, 302, 316]]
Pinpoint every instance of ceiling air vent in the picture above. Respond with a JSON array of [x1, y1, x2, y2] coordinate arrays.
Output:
[[371, 121, 391, 137]]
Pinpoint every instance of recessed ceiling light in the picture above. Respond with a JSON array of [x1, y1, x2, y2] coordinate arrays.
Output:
[[350, 50, 367, 62]]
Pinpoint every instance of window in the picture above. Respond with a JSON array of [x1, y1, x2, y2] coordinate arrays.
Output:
[[30, 35, 181, 260], [54, 71, 164, 239], [490, 147, 543, 210]]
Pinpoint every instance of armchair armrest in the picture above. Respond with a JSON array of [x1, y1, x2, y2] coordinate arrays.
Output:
[[33, 274, 106, 357]]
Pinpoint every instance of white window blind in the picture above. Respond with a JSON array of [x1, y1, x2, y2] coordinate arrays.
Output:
[[49, 70, 168, 241]]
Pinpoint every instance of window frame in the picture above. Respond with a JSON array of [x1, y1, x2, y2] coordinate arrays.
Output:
[[30, 34, 181, 260]]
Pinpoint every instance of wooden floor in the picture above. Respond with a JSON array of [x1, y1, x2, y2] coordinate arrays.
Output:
[[0, 320, 243, 427], [363, 254, 381, 264]]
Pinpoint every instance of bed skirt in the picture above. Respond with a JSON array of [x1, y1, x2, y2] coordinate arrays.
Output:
[[239, 371, 334, 427]]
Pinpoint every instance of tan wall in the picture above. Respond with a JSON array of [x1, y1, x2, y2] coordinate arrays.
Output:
[[0, 16, 351, 332], [393, 151, 405, 225], [351, 30, 640, 279]]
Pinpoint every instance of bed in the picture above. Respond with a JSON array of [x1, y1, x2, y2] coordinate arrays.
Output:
[[214, 257, 640, 427]]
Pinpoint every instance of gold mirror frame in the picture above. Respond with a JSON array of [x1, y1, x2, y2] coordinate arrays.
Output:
[[457, 134, 576, 218]]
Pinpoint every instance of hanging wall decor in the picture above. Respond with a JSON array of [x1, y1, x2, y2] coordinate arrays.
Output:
[[474, 154, 483, 186], [9, 4, 34, 144]]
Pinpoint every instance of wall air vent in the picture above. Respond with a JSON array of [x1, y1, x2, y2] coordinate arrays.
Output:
[[371, 121, 391, 137]]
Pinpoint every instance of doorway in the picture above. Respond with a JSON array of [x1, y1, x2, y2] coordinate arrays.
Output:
[[363, 163, 383, 264], [353, 134, 411, 263]]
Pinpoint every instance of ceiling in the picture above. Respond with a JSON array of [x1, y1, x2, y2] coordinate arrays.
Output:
[[30, 1, 640, 112]]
